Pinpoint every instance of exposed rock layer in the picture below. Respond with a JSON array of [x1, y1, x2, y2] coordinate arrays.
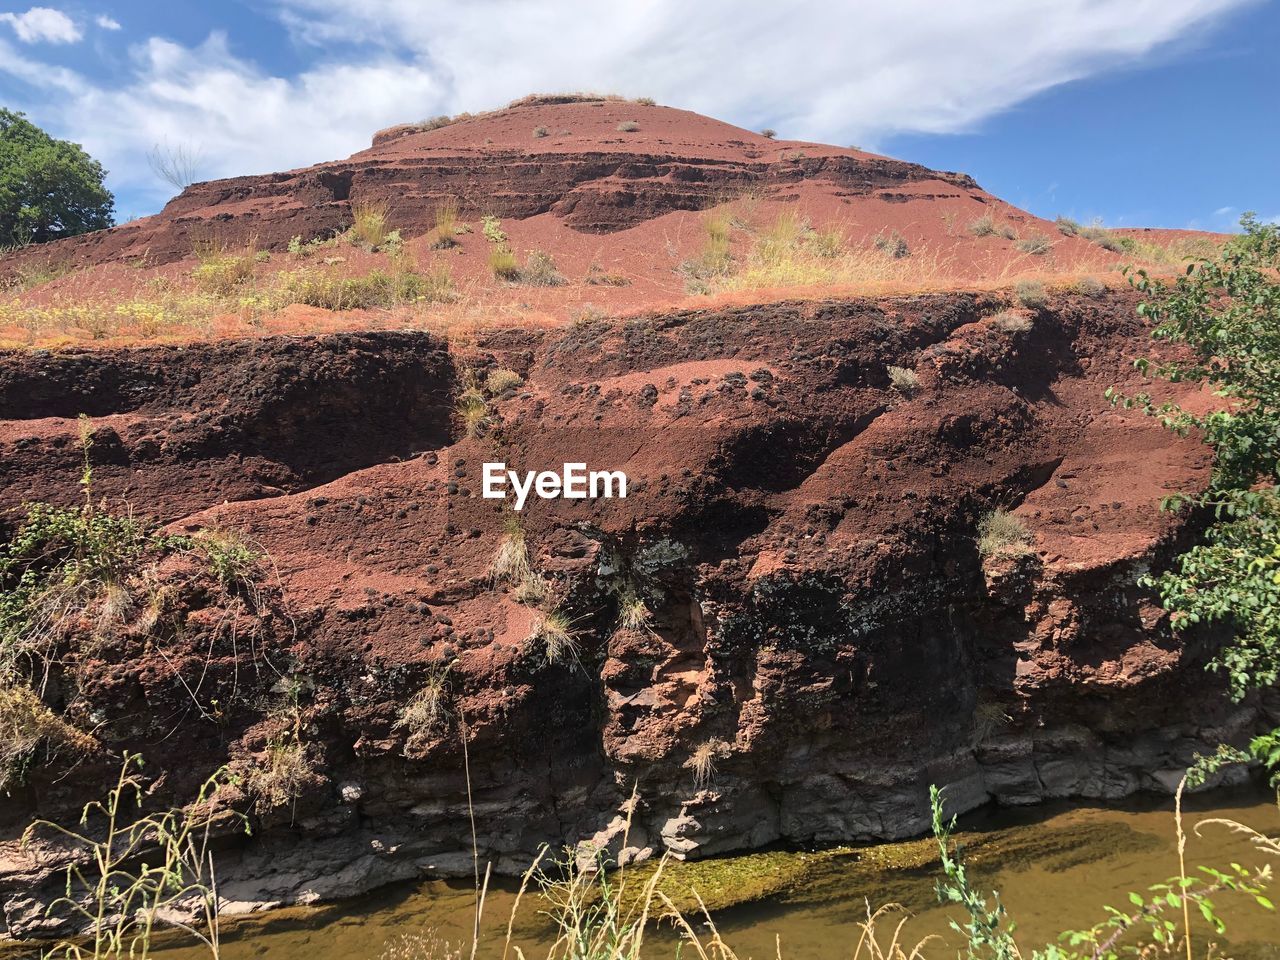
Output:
[[0, 289, 1268, 937]]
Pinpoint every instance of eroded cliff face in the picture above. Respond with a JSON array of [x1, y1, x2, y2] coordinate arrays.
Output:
[[0, 290, 1266, 936]]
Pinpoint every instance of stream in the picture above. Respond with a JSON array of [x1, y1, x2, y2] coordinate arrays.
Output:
[[141, 787, 1280, 959]]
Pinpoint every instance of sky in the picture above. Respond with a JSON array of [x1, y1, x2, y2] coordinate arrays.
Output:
[[0, 0, 1276, 228]]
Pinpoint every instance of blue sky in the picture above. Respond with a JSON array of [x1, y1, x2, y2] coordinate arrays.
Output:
[[1, 0, 1276, 228]]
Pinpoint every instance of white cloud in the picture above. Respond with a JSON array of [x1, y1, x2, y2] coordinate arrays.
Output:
[[95, 14, 121, 31], [0, 6, 81, 44], [0, 0, 1255, 213]]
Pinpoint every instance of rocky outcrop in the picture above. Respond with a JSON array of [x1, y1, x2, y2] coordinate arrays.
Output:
[[0, 288, 1268, 938], [0, 99, 983, 277]]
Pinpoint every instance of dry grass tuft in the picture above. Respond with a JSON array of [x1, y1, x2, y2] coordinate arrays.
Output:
[[486, 367, 524, 394], [348, 200, 391, 251], [489, 247, 521, 281], [246, 735, 312, 810], [394, 671, 450, 743], [1014, 234, 1052, 256], [529, 611, 580, 666], [687, 738, 728, 788], [989, 309, 1033, 333], [0, 685, 96, 789], [616, 120, 640, 132], [977, 509, 1033, 557], [886, 365, 920, 394], [1014, 278, 1048, 309], [616, 591, 653, 633], [491, 520, 531, 585], [968, 214, 1017, 240]]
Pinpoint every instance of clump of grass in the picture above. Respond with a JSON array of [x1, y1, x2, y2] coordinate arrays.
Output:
[[886, 364, 920, 394], [348, 200, 391, 250], [873, 230, 911, 259], [529, 611, 579, 666], [191, 243, 258, 296], [532, 126, 549, 139], [1015, 234, 1052, 256], [1055, 216, 1080, 236], [430, 197, 461, 249], [977, 509, 1033, 557], [455, 380, 491, 439], [278, 265, 455, 310], [1014, 278, 1048, 309], [190, 529, 260, 592], [634, 96, 656, 106], [486, 367, 524, 394], [616, 590, 652, 633], [0, 684, 96, 790], [490, 518, 531, 585], [687, 738, 728, 788], [246, 734, 312, 810], [616, 120, 640, 132], [518, 250, 566, 286], [514, 573, 547, 605], [489, 247, 520, 281], [394, 670, 450, 743], [1077, 221, 1131, 253], [679, 210, 735, 293], [968, 213, 1017, 240], [1074, 275, 1106, 297], [584, 262, 630, 286], [989, 309, 1033, 333]]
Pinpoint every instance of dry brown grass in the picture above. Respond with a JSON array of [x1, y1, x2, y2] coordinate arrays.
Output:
[[0, 684, 96, 790], [246, 734, 313, 810], [977, 509, 1033, 557], [394, 670, 450, 744]]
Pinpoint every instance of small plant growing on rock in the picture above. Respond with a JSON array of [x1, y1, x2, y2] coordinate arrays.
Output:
[[454, 379, 491, 439], [0, 685, 96, 791], [1014, 234, 1052, 256], [532, 126, 549, 138], [395, 669, 450, 743], [687, 738, 728, 789], [529, 611, 580, 666], [486, 367, 524, 394], [977, 509, 1033, 557], [247, 732, 312, 811], [616, 120, 640, 132], [1055, 215, 1080, 236], [886, 364, 920, 395], [490, 517, 531, 585], [989, 309, 1032, 334], [634, 96, 656, 106], [1014, 278, 1048, 309], [616, 590, 652, 633]]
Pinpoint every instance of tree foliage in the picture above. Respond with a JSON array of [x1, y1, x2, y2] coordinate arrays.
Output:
[[0, 108, 114, 246], [1109, 214, 1280, 765]]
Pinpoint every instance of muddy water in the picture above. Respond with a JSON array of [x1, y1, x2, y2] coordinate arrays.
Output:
[[150, 789, 1280, 960]]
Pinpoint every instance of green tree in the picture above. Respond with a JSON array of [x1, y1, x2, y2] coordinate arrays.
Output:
[[0, 108, 114, 246], [1110, 214, 1280, 772]]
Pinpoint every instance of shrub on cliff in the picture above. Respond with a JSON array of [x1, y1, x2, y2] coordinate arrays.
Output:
[[1113, 215, 1280, 720], [0, 109, 114, 246]]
